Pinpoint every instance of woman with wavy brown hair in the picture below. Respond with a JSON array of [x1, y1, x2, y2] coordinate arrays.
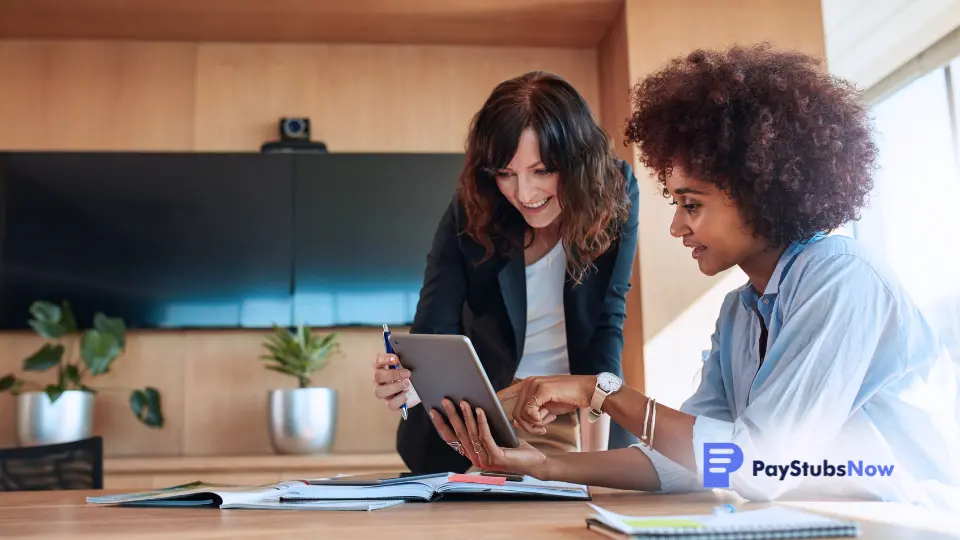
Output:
[[371, 71, 640, 474]]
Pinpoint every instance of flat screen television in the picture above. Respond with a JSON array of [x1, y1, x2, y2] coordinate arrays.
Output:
[[0, 152, 464, 330], [292, 154, 462, 327]]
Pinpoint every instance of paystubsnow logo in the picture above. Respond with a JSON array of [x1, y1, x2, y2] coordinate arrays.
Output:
[[703, 443, 895, 489], [703, 442, 744, 488]]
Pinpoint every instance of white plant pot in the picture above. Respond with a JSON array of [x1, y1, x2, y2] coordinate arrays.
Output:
[[268, 388, 337, 454], [16, 390, 94, 447]]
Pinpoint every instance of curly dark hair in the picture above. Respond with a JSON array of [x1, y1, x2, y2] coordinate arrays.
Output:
[[459, 71, 629, 283], [624, 43, 878, 246]]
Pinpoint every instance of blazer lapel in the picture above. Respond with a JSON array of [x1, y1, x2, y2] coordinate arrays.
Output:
[[563, 255, 611, 362], [498, 248, 527, 362], [563, 272, 588, 360]]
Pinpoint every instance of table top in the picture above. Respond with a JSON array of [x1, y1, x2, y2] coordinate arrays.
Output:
[[1, 488, 957, 539]]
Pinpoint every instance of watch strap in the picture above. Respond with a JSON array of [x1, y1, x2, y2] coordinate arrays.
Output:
[[588, 382, 609, 421]]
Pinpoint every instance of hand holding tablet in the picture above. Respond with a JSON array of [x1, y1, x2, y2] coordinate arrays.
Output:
[[427, 396, 550, 475], [385, 333, 520, 449], [377, 332, 576, 477]]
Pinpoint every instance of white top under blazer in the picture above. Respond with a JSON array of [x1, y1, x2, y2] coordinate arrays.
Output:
[[514, 240, 570, 379]]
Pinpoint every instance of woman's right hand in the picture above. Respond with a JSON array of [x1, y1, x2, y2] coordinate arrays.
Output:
[[428, 400, 548, 477], [372, 353, 421, 410]]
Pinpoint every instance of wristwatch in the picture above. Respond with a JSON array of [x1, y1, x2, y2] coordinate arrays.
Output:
[[587, 372, 622, 423]]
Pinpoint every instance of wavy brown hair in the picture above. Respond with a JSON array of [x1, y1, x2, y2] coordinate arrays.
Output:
[[459, 71, 629, 283], [624, 44, 877, 246]]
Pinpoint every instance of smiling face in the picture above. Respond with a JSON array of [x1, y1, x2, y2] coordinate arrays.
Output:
[[494, 128, 562, 230], [665, 167, 769, 277]]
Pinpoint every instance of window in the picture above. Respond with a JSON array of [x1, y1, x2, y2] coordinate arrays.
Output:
[[856, 63, 960, 364]]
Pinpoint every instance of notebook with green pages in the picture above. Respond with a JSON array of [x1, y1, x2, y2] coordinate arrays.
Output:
[[585, 503, 860, 539], [281, 472, 591, 502], [85, 481, 402, 511]]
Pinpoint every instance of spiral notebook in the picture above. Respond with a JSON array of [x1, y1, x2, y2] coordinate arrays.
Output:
[[586, 504, 860, 539]]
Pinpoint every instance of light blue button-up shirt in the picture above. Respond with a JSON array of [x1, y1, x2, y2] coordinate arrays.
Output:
[[635, 234, 960, 511]]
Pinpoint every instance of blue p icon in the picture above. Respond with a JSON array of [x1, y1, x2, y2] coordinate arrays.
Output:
[[703, 443, 744, 488]]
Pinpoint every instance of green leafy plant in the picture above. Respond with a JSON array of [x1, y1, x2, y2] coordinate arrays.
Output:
[[0, 300, 164, 428], [261, 323, 339, 388]]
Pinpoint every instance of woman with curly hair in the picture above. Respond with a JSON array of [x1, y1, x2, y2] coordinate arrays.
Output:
[[371, 71, 640, 473], [429, 45, 960, 510]]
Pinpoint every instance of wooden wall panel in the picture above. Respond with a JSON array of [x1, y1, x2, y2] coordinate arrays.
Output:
[[179, 329, 403, 456], [596, 5, 645, 391], [87, 332, 188, 456], [180, 331, 282, 456], [192, 43, 600, 152], [597, 6, 632, 165], [0, 40, 600, 153], [0, 41, 197, 150]]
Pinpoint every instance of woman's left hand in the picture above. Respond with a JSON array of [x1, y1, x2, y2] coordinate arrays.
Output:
[[428, 399, 547, 477]]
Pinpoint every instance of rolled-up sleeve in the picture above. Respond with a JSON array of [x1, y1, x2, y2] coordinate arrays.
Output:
[[632, 445, 703, 492]]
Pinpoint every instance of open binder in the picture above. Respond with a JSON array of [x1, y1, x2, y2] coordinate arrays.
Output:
[[85, 481, 401, 511], [282, 473, 591, 502]]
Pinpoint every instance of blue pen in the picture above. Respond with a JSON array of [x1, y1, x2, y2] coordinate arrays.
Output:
[[712, 504, 736, 516], [382, 324, 407, 420]]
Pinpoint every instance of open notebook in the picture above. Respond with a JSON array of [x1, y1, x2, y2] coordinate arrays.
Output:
[[586, 504, 860, 539], [85, 481, 401, 511], [282, 472, 591, 502]]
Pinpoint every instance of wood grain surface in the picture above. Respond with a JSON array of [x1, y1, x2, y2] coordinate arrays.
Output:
[[0, 488, 956, 539]]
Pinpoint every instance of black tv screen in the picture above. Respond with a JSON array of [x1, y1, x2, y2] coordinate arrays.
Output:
[[0, 152, 463, 330], [293, 154, 461, 327]]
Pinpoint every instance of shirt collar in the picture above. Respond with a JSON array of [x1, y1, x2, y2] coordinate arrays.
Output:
[[737, 231, 828, 310]]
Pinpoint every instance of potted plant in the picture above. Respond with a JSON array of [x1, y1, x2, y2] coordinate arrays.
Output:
[[261, 323, 340, 454], [0, 300, 163, 446]]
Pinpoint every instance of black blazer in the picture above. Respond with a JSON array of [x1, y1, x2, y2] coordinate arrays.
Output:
[[397, 159, 640, 474]]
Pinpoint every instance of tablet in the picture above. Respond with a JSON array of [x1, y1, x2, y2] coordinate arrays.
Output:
[[387, 333, 520, 449]]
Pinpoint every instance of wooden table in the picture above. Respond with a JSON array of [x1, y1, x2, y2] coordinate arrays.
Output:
[[1, 488, 956, 539]]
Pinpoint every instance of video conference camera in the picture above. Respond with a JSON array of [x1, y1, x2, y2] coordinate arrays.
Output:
[[261, 117, 328, 153]]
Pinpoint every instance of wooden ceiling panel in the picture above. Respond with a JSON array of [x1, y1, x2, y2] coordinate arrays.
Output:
[[0, 0, 623, 48]]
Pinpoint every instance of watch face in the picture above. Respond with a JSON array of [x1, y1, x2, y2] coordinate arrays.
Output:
[[597, 372, 622, 393]]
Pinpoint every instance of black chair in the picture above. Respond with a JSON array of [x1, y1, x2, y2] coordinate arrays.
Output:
[[0, 436, 103, 491]]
